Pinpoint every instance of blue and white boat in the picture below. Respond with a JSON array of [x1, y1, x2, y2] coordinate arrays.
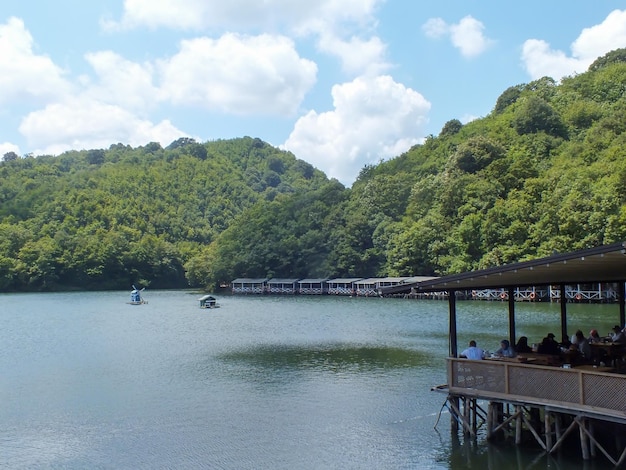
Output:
[[129, 286, 147, 305]]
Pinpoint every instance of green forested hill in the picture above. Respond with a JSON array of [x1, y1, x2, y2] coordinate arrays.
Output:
[[2, 50, 626, 292], [0, 137, 328, 290], [365, 51, 626, 277]]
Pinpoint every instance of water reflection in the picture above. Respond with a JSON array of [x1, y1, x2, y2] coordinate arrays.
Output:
[[437, 426, 610, 469], [219, 343, 431, 373]]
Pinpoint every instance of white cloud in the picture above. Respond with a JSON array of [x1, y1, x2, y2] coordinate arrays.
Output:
[[102, 0, 210, 31], [0, 17, 72, 104], [19, 98, 185, 155], [422, 15, 493, 58], [83, 51, 159, 111], [450, 16, 493, 58], [106, 0, 386, 78], [316, 33, 389, 76], [521, 40, 585, 81], [107, 0, 381, 33], [2, 15, 320, 155], [0, 142, 20, 157], [521, 9, 626, 80], [282, 75, 430, 186], [422, 18, 448, 39], [158, 34, 317, 115], [572, 10, 626, 61]]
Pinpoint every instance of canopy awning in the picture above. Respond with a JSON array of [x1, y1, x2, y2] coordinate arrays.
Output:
[[381, 241, 626, 294]]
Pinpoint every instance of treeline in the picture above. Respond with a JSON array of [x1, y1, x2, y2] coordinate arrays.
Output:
[[0, 137, 329, 290], [2, 49, 626, 291]]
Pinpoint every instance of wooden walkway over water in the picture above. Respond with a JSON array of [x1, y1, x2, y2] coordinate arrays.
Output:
[[438, 357, 626, 466], [382, 242, 626, 467]]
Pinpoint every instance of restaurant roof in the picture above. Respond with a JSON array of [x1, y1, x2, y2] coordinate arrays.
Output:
[[381, 241, 626, 294]]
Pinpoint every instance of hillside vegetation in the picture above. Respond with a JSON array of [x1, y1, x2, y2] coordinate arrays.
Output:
[[0, 137, 329, 290], [2, 49, 626, 291]]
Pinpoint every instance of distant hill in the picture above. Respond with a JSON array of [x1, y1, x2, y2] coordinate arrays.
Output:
[[347, 48, 626, 276], [2, 49, 626, 292], [0, 136, 330, 290]]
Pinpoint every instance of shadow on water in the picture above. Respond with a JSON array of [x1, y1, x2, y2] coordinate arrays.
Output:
[[218, 343, 432, 373], [434, 428, 611, 470]]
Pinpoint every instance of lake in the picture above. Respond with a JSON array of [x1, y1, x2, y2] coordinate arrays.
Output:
[[0, 290, 620, 469]]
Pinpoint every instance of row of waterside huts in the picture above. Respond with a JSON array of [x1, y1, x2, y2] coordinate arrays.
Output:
[[230, 277, 620, 302]]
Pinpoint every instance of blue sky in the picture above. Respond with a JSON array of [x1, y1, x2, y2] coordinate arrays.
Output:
[[1, 1, 624, 186]]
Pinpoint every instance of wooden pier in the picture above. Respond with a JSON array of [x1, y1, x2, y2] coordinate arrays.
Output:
[[382, 241, 626, 467], [437, 357, 626, 466]]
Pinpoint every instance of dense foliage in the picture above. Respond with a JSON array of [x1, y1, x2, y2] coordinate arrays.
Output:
[[0, 137, 328, 290], [2, 49, 626, 291]]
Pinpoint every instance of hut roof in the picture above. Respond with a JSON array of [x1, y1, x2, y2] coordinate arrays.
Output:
[[327, 278, 364, 283], [382, 241, 626, 294]]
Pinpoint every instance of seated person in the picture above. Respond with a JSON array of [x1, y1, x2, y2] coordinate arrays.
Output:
[[588, 329, 602, 343], [611, 325, 626, 343], [514, 336, 532, 354], [494, 339, 516, 358], [459, 340, 485, 360], [573, 330, 591, 361], [537, 333, 560, 355]]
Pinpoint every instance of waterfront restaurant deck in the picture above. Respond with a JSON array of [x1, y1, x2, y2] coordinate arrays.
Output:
[[381, 241, 626, 467]]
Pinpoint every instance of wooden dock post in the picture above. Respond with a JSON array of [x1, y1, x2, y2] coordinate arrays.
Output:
[[544, 410, 553, 450], [579, 417, 590, 460]]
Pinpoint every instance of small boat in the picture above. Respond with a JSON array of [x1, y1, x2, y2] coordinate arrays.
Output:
[[129, 286, 148, 305], [198, 294, 220, 309]]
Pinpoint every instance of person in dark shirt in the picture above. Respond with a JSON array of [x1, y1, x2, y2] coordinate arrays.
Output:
[[537, 333, 560, 355], [514, 336, 532, 354]]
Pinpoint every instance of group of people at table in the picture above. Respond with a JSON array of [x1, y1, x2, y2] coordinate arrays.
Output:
[[460, 325, 626, 368]]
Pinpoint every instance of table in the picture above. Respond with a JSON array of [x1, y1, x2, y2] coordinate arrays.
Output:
[[589, 342, 625, 367], [486, 354, 562, 366], [517, 353, 562, 366], [574, 364, 616, 373]]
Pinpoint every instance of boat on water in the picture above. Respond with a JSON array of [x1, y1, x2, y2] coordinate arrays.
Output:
[[129, 286, 148, 305], [198, 294, 220, 309]]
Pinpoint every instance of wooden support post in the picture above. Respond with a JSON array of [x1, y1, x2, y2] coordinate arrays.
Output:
[[463, 397, 471, 437], [545, 410, 553, 451], [560, 284, 568, 341], [450, 396, 459, 432], [486, 402, 494, 440], [579, 418, 590, 460], [515, 405, 522, 445], [471, 399, 477, 436], [589, 421, 596, 458], [508, 288, 516, 346], [549, 417, 579, 454], [447, 396, 474, 438], [615, 443, 626, 468]]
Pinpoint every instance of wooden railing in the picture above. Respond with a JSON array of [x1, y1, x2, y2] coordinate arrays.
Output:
[[447, 358, 626, 419]]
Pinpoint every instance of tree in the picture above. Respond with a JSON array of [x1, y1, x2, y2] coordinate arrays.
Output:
[[3, 151, 18, 162], [440, 119, 463, 136], [589, 48, 626, 72], [494, 85, 524, 114], [166, 138, 196, 150], [87, 149, 105, 165], [512, 96, 567, 138], [448, 136, 505, 174]]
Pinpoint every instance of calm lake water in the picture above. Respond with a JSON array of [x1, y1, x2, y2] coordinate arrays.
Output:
[[0, 291, 621, 469]]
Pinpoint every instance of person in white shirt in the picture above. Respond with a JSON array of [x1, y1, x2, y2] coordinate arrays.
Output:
[[611, 325, 626, 343], [460, 340, 485, 360]]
